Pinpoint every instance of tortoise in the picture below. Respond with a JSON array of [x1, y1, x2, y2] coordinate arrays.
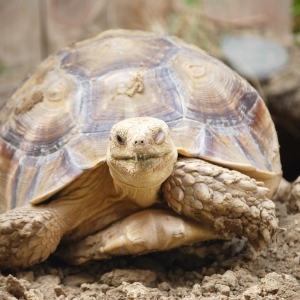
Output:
[[0, 29, 282, 269]]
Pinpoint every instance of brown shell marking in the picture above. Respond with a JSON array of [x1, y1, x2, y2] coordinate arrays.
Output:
[[14, 91, 44, 115], [0, 30, 281, 211], [124, 72, 144, 97]]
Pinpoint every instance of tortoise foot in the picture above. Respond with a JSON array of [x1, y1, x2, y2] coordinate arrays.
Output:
[[57, 209, 222, 265], [0, 205, 66, 269], [163, 158, 278, 250]]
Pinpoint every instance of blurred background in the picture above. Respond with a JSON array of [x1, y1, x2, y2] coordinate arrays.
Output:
[[0, 0, 299, 181], [0, 0, 293, 70]]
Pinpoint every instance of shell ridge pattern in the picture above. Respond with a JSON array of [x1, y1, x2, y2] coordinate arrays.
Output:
[[236, 92, 259, 123], [196, 127, 226, 158], [0, 142, 27, 210], [247, 125, 273, 172], [18, 154, 45, 208], [2, 68, 82, 157], [189, 124, 264, 173], [156, 63, 184, 121], [171, 45, 259, 129], [80, 55, 184, 135], [190, 125, 206, 156], [10, 154, 25, 209], [241, 93, 276, 173], [163, 63, 186, 120], [28, 147, 83, 206], [231, 132, 265, 171], [14, 151, 48, 208], [61, 35, 178, 79], [55, 148, 82, 185], [76, 79, 89, 133]]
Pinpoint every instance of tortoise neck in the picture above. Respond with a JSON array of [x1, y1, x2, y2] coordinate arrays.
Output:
[[112, 177, 161, 208]]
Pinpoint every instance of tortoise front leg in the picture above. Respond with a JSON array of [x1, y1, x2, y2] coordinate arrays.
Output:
[[57, 209, 223, 265], [163, 158, 278, 250], [0, 201, 81, 269]]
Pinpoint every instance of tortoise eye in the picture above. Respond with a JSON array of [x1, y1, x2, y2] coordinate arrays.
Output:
[[116, 134, 125, 145], [155, 130, 165, 144]]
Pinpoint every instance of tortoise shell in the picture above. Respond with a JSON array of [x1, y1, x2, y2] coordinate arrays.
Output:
[[0, 30, 281, 212]]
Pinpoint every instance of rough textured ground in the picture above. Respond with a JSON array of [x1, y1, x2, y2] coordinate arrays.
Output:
[[0, 198, 299, 300], [0, 46, 299, 300]]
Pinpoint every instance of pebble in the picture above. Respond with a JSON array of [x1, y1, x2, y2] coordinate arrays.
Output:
[[63, 272, 94, 287]]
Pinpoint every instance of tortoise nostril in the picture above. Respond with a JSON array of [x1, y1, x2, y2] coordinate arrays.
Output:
[[134, 139, 144, 145]]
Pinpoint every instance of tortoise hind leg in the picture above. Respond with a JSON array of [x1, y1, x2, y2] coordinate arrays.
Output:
[[163, 158, 278, 250], [0, 202, 79, 269], [57, 209, 222, 265]]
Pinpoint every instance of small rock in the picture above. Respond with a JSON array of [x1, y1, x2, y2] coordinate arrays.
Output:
[[215, 283, 230, 296], [121, 282, 155, 299], [222, 270, 237, 287], [205, 267, 216, 276], [100, 269, 156, 287], [16, 271, 34, 282], [24, 289, 44, 300], [35, 275, 60, 286], [54, 285, 66, 297], [157, 282, 171, 291], [201, 280, 215, 293], [192, 283, 202, 297], [175, 286, 189, 297], [5, 275, 31, 298], [192, 271, 203, 281], [32, 275, 61, 299], [243, 284, 262, 300], [99, 284, 111, 293], [63, 272, 94, 287], [260, 272, 300, 298]]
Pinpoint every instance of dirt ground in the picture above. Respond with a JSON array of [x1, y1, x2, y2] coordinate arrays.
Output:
[[0, 47, 300, 300], [0, 199, 300, 300]]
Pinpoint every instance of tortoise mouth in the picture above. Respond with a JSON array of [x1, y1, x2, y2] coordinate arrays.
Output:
[[108, 150, 177, 188], [113, 152, 163, 162], [111, 151, 170, 171]]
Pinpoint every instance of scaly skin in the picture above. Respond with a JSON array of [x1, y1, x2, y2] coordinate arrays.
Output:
[[163, 158, 278, 249], [0, 203, 73, 269]]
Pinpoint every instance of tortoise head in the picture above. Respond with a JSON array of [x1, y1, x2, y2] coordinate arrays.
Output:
[[107, 117, 178, 188]]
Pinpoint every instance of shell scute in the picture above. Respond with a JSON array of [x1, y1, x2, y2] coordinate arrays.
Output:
[[1, 67, 81, 156], [61, 35, 176, 78], [81, 64, 184, 133]]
